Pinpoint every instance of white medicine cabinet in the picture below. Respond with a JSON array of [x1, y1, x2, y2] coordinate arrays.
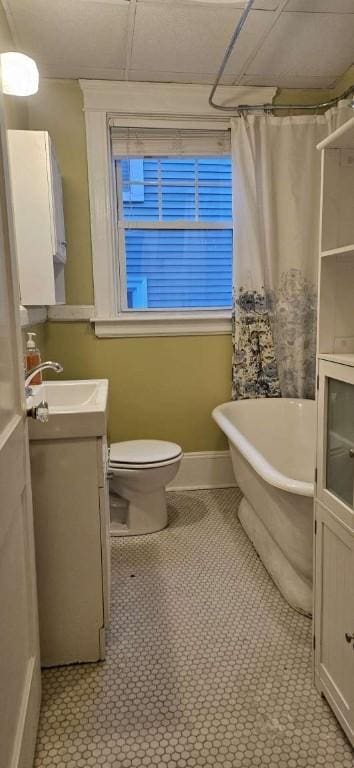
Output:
[[314, 116, 354, 746], [7, 130, 66, 306]]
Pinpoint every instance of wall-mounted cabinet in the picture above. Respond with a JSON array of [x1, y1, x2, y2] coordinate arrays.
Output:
[[7, 130, 66, 306], [315, 116, 354, 747]]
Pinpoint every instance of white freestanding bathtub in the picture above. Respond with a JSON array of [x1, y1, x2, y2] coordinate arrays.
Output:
[[212, 399, 316, 616]]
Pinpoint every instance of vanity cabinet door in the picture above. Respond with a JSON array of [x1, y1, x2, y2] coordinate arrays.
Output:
[[314, 500, 354, 745], [30, 437, 104, 666]]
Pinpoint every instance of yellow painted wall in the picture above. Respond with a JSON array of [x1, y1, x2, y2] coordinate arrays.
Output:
[[333, 65, 354, 97], [41, 322, 232, 449], [0, 2, 28, 130], [275, 67, 354, 111]]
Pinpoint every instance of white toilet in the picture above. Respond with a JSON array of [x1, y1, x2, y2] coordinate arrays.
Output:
[[109, 439, 183, 536]]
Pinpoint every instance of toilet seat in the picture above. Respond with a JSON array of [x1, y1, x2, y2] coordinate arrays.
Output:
[[109, 439, 182, 470], [110, 457, 181, 470]]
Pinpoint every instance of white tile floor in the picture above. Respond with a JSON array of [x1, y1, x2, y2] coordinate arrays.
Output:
[[34, 489, 354, 768]]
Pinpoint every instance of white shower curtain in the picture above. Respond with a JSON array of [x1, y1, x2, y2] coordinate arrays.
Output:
[[231, 103, 353, 400]]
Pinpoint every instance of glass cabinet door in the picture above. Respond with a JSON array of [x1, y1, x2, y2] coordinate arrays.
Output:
[[326, 377, 354, 508]]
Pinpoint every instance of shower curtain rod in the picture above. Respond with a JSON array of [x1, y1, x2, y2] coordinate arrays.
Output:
[[208, 0, 354, 114]]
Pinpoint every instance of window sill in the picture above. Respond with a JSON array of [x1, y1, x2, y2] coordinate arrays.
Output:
[[93, 312, 232, 338], [19, 305, 47, 328]]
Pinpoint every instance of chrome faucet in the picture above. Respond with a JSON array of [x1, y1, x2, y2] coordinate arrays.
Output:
[[25, 361, 63, 397]]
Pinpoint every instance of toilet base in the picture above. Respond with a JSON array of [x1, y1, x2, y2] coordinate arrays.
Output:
[[110, 485, 168, 537], [109, 452, 181, 537]]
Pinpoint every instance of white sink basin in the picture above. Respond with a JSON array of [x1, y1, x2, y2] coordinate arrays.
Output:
[[27, 379, 108, 413], [27, 379, 108, 440]]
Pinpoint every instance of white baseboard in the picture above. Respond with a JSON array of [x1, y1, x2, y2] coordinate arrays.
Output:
[[168, 450, 236, 491]]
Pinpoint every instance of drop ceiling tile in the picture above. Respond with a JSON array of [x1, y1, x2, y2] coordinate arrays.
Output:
[[138, 0, 281, 8], [131, 4, 276, 76], [285, 0, 354, 11], [247, 12, 354, 78], [250, 0, 281, 7], [4, 0, 354, 87], [44, 66, 126, 80], [127, 68, 237, 84], [252, 0, 281, 7], [4, 0, 130, 75]]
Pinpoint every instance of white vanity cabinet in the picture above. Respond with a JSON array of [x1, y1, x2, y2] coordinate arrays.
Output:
[[314, 116, 354, 746], [7, 130, 66, 306], [28, 385, 110, 667]]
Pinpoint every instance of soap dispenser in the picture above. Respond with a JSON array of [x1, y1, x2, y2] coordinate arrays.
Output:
[[25, 332, 42, 384]]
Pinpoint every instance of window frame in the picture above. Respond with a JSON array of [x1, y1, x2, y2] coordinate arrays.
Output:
[[80, 81, 255, 337]]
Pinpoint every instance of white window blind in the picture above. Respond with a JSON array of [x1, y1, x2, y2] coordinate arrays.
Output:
[[110, 127, 231, 157]]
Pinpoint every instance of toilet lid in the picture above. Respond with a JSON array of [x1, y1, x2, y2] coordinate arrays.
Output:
[[109, 439, 182, 466]]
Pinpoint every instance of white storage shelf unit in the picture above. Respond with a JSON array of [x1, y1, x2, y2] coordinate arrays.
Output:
[[314, 115, 354, 747], [7, 130, 66, 306], [317, 117, 354, 365]]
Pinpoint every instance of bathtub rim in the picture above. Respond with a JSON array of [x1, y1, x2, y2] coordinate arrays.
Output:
[[212, 400, 314, 498]]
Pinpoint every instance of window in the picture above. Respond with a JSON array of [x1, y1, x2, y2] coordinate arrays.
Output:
[[113, 129, 233, 314], [82, 80, 276, 336]]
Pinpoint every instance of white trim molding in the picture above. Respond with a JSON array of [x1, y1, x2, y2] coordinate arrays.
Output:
[[48, 304, 94, 322], [85, 108, 117, 319], [80, 80, 275, 338], [80, 80, 276, 117], [94, 311, 231, 337], [167, 450, 237, 491], [19, 305, 47, 328]]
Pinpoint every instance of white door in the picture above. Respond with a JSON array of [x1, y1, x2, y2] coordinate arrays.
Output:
[[0, 100, 41, 766]]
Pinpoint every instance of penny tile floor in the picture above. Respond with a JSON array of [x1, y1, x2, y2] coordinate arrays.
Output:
[[34, 489, 354, 768]]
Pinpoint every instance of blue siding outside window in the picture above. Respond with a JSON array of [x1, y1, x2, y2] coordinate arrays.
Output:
[[117, 156, 233, 310]]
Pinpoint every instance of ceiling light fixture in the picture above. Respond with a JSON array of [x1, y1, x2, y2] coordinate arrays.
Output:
[[1, 52, 39, 96]]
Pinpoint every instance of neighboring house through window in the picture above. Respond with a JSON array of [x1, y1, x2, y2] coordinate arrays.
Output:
[[112, 128, 233, 317], [116, 154, 232, 311]]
